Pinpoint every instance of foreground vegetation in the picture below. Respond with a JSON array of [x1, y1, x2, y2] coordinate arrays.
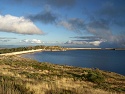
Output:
[[0, 56, 125, 94]]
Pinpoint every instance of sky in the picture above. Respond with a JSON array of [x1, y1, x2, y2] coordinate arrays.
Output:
[[0, 0, 125, 48]]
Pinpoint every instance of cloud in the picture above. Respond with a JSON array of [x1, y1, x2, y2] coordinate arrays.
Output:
[[59, 16, 125, 47], [0, 37, 17, 42], [70, 36, 102, 41], [20, 39, 42, 44], [46, 0, 76, 8], [85, 20, 125, 47], [65, 40, 103, 46], [89, 41, 103, 46], [28, 10, 58, 24], [0, 37, 16, 39], [0, 15, 43, 35], [43, 41, 62, 44], [86, 20, 112, 39], [30, 39, 42, 44], [62, 9, 125, 47], [96, 1, 125, 26], [67, 36, 106, 46], [20, 39, 63, 44], [9, 0, 76, 8], [100, 1, 125, 17], [79, 1, 125, 47], [59, 18, 85, 33]]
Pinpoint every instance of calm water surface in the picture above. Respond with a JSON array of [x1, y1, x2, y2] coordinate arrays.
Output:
[[23, 50, 125, 75]]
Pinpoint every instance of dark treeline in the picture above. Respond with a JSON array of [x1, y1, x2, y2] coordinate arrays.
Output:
[[0, 45, 65, 54]]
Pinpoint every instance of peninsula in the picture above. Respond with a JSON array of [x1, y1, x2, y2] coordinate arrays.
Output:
[[0, 45, 125, 56], [0, 45, 66, 56]]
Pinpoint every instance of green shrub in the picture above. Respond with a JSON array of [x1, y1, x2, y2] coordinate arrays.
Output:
[[86, 71, 105, 83]]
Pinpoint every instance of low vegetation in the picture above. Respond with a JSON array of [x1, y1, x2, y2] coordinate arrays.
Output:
[[0, 56, 125, 94]]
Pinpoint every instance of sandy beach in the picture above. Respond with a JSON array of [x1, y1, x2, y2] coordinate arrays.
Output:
[[0, 49, 43, 56]]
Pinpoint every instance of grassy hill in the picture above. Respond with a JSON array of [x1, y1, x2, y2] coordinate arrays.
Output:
[[0, 56, 125, 94]]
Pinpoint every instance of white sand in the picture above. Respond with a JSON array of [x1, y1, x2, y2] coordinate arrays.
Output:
[[0, 49, 43, 56]]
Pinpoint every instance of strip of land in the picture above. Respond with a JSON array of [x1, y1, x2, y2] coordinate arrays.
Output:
[[0, 49, 43, 56], [68, 48, 125, 50], [0, 46, 125, 56], [0, 46, 67, 56], [68, 48, 102, 50]]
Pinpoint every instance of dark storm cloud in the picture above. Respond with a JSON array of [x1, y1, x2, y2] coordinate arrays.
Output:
[[86, 20, 112, 38], [9, 0, 76, 8], [58, 0, 125, 47], [96, 0, 125, 26], [99, 2, 125, 17], [59, 18, 85, 33], [28, 10, 58, 24], [46, 0, 76, 8], [85, 19, 125, 47], [79, 0, 125, 47]]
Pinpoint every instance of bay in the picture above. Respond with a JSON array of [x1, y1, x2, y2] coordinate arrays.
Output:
[[23, 50, 125, 75]]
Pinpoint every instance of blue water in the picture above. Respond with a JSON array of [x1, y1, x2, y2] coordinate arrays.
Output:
[[23, 50, 125, 75]]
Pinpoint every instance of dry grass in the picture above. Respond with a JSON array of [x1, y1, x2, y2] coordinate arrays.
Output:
[[0, 55, 125, 94]]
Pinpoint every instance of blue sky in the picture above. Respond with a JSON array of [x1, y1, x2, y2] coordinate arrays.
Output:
[[0, 0, 125, 48]]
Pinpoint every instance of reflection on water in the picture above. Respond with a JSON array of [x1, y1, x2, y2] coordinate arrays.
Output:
[[23, 50, 125, 75]]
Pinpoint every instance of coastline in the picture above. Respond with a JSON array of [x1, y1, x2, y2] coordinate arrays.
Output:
[[0, 46, 67, 56], [0, 47, 125, 56], [68, 48, 125, 50], [0, 49, 66, 56], [0, 47, 125, 93], [0, 49, 43, 56]]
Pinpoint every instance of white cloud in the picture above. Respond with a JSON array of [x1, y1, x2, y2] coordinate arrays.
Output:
[[89, 41, 103, 46], [21, 39, 42, 44], [30, 39, 42, 44], [21, 39, 29, 43], [0, 15, 43, 34], [65, 40, 104, 46]]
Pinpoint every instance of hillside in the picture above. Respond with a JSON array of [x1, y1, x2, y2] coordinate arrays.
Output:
[[0, 56, 125, 94]]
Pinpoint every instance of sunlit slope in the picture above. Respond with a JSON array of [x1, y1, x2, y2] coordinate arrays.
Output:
[[0, 56, 125, 94]]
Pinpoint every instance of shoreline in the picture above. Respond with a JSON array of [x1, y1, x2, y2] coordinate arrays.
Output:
[[68, 48, 125, 50], [0, 49, 66, 56], [0, 49, 43, 56], [0, 47, 125, 56]]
